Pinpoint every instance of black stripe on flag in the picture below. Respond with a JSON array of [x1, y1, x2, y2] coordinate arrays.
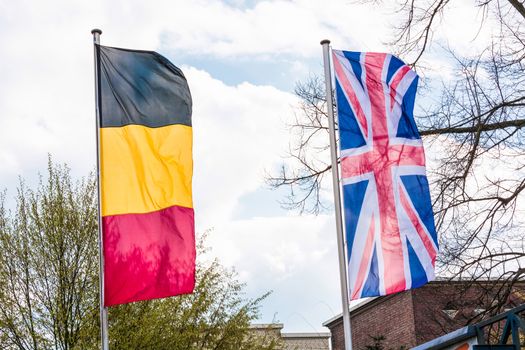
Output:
[[97, 44, 192, 128]]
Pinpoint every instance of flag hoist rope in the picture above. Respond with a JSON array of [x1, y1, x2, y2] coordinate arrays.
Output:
[[321, 39, 353, 350], [91, 28, 110, 350]]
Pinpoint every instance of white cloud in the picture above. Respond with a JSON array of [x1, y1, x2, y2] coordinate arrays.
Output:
[[207, 214, 342, 332], [187, 67, 297, 228], [0, 0, 393, 194], [436, 0, 499, 56], [0, 0, 343, 331], [159, 0, 392, 57], [1, 0, 511, 335]]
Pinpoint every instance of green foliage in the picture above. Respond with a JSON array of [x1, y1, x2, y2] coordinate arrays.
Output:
[[0, 158, 99, 349], [0, 158, 275, 350], [107, 235, 278, 350]]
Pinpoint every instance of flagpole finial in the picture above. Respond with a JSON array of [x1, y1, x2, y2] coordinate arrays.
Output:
[[320, 39, 330, 45], [91, 29, 102, 45]]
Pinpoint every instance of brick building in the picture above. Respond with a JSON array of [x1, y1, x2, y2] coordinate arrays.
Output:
[[281, 333, 332, 350], [249, 323, 330, 350], [323, 280, 524, 350]]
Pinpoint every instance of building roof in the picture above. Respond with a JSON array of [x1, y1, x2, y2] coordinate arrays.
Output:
[[249, 323, 284, 329], [322, 279, 525, 328], [322, 297, 379, 327], [281, 332, 331, 339]]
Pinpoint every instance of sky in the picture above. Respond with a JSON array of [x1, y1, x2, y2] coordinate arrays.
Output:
[[0, 0, 498, 333]]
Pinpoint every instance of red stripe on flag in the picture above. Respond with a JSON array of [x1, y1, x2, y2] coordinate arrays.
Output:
[[387, 144, 426, 166], [365, 52, 406, 294], [351, 215, 375, 300], [103, 205, 195, 306]]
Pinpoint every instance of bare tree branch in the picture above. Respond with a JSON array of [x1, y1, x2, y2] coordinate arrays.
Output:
[[268, 0, 525, 319]]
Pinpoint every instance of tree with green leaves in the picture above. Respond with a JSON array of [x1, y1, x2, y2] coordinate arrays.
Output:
[[107, 242, 278, 350], [0, 159, 276, 350], [0, 160, 99, 349]]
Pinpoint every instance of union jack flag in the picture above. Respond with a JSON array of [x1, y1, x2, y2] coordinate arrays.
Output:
[[332, 50, 438, 300]]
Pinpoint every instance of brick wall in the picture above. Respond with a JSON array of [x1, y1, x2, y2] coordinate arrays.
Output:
[[411, 282, 475, 344], [328, 318, 344, 350], [249, 324, 330, 350], [324, 281, 525, 350], [411, 281, 525, 345], [327, 291, 417, 350], [281, 334, 330, 350]]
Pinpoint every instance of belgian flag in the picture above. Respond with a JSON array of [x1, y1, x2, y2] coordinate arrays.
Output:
[[96, 45, 195, 306]]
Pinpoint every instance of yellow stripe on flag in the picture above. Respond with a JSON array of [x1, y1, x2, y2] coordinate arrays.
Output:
[[101, 124, 193, 216]]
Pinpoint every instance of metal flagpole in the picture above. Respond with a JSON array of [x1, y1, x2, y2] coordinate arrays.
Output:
[[91, 28, 110, 350], [320, 39, 353, 350]]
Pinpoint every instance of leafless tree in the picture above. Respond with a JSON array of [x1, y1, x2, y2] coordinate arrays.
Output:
[[268, 0, 525, 317]]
